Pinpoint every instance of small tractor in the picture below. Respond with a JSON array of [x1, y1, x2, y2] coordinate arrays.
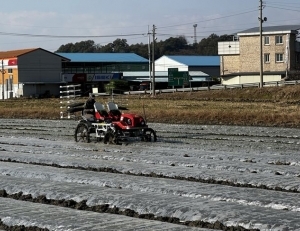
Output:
[[71, 101, 157, 144]]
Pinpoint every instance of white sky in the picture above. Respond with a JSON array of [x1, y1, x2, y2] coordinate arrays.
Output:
[[0, 0, 299, 52]]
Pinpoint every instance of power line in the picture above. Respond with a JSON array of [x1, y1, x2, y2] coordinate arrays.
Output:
[[266, 1, 300, 7], [267, 5, 300, 12], [1, 3, 299, 50], [0, 31, 145, 39], [157, 9, 258, 30]]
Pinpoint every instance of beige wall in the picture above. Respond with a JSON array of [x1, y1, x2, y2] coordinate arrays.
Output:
[[222, 74, 282, 85], [240, 35, 260, 73], [220, 32, 299, 76], [220, 55, 240, 75], [239, 35, 287, 73]]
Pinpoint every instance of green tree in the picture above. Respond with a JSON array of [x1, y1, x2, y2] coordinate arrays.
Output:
[[56, 40, 98, 53], [105, 80, 129, 94], [129, 42, 148, 59], [159, 36, 189, 55], [55, 33, 234, 56], [110, 39, 129, 52], [195, 33, 233, 55], [56, 42, 75, 53], [97, 38, 130, 53]]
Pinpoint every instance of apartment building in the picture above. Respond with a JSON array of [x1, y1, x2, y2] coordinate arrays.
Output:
[[218, 25, 300, 85]]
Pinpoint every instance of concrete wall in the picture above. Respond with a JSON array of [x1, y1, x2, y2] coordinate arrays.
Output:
[[218, 41, 240, 55], [222, 74, 282, 85], [22, 84, 60, 98], [18, 49, 63, 83], [220, 55, 240, 76]]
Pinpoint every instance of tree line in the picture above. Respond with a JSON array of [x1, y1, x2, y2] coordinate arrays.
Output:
[[55, 34, 234, 59]]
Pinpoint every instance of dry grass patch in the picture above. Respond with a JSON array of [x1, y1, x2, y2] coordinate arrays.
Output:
[[1, 85, 300, 127]]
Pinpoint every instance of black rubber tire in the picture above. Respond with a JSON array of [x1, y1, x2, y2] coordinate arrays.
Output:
[[142, 128, 157, 142], [67, 106, 84, 113], [96, 137, 103, 142], [104, 130, 117, 144], [75, 122, 90, 143]]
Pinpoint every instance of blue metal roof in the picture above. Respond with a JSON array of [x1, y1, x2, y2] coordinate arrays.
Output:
[[56, 53, 148, 63], [165, 55, 220, 66]]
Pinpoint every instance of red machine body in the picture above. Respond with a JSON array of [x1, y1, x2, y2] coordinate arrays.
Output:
[[74, 101, 156, 144]]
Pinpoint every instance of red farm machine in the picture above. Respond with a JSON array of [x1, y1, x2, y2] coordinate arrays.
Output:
[[70, 101, 157, 144]]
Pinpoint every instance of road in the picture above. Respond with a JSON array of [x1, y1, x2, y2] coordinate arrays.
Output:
[[0, 119, 300, 231]]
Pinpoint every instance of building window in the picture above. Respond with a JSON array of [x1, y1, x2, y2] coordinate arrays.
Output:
[[264, 36, 270, 45], [8, 75, 13, 91], [8, 68, 13, 73], [264, 53, 270, 63], [275, 35, 283, 44], [275, 53, 284, 62]]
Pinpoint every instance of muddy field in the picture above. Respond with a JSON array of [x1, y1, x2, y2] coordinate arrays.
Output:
[[0, 118, 300, 230]]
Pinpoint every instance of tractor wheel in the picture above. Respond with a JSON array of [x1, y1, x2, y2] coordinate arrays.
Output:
[[75, 122, 91, 143], [96, 137, 103, 142], [142, 128, 157, 142], [103, 130, 117, 144]]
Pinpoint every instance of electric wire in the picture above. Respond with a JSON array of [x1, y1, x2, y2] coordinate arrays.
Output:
[[0, 1, 299, 49]]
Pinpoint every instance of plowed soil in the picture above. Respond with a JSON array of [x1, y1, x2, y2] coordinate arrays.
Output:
[[0, 118, 300, 230]]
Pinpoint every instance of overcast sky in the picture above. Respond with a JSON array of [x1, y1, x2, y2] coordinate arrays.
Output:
[[0, 0, 299, 52]]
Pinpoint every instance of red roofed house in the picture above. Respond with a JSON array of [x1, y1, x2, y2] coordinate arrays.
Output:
[[0, 48, 69, 99]]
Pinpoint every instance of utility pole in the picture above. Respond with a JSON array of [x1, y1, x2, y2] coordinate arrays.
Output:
[[1, 60, 4, 100], [152, 24, 156, 96], [259, 0, 263, 88], [285, 34, 290, 79], [148, 26, 152, 91], [259, 0, 267, 88]]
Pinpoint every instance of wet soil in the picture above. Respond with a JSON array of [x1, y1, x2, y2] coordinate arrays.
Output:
[[0, 119, 299, 230]]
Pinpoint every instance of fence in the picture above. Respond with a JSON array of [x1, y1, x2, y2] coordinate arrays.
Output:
[[59, 84, 82, 119], [123, 80, 300, 95]]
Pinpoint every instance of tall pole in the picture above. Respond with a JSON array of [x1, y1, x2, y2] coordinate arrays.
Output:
[[285, 33, 290, 78], [259, 0, 263, 88], [148, 26, 152, 91], [152, 24, 156, 96], [193, 24, 197, 44], [1, 60, 4, 100]]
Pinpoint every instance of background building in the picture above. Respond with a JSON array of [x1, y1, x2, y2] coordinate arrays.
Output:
[[0, 50, 220, 99], [155, 55, 220, 76], [57, 53, 149, 94], [218, 25, 300, 85], [122, 55, 220, 90], [0, 48, 69, 99]]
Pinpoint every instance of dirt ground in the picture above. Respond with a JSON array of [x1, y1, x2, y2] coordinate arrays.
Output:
[[0, 118, 300, 230]]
